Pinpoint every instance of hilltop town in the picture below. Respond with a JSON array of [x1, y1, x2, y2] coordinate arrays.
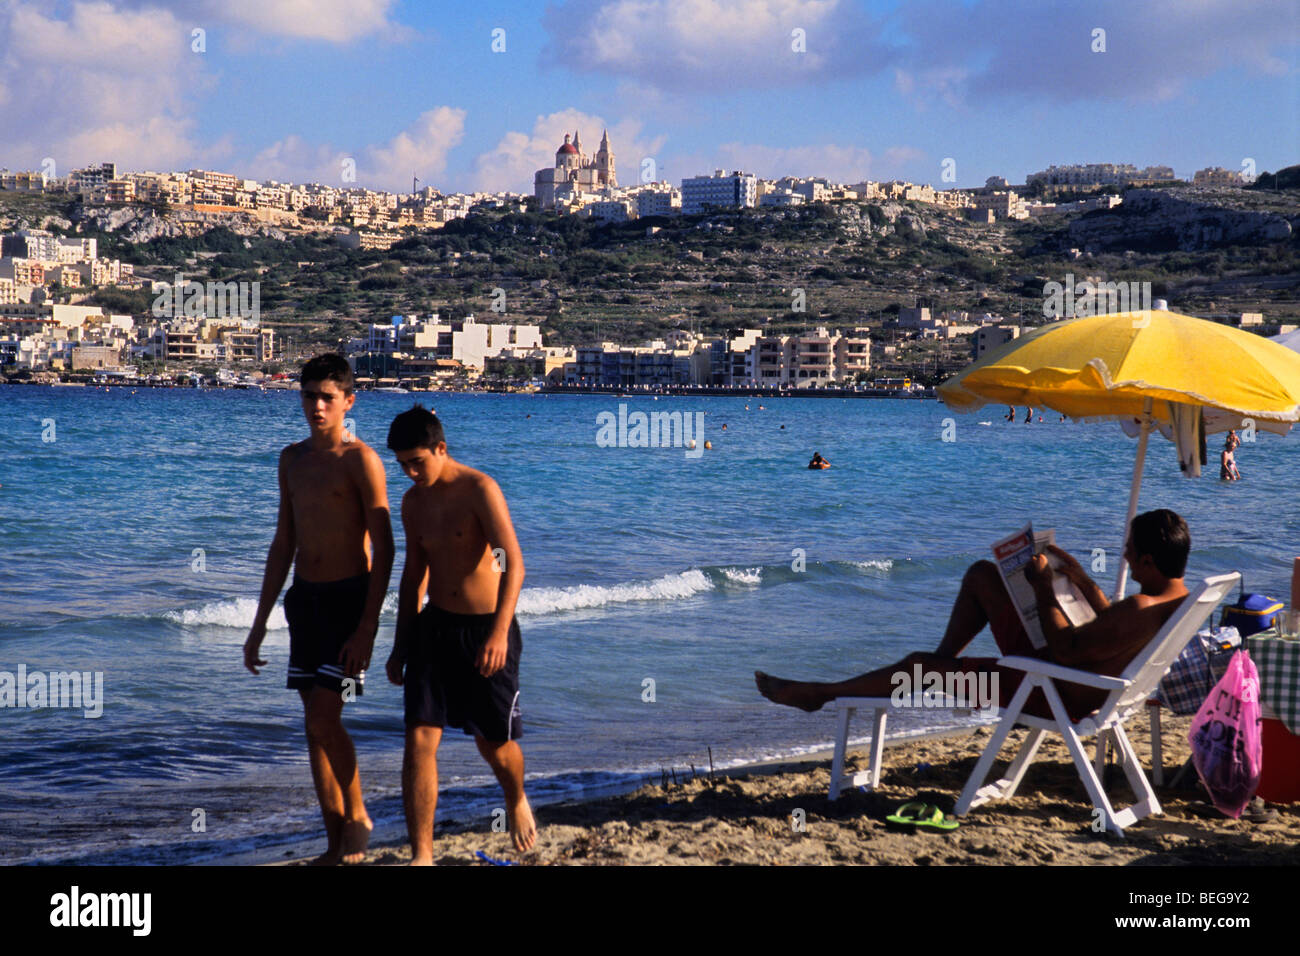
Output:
[[1, 148, 1296, 390]]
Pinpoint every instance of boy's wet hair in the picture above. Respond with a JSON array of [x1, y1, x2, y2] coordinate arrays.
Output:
[[301, 353, 355, 395], [1130, 509, 1191, 579], [387, 404, 446, 452]]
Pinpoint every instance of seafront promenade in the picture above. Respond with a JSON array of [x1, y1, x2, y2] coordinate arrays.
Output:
[[2, 378, 938, 398]]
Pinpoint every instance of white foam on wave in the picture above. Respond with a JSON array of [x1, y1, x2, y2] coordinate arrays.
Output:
[[719, 566, 763, 586], [165, 598, 288, 630], [164, 591, 399, 630], [847, 559, 894, 573], [516, 568, 714, 616]]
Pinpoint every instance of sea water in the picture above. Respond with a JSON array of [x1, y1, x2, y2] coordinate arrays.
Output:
[[1, 385, 1296, 863]]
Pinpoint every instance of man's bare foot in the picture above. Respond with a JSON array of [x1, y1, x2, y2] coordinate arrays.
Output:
[[310, 846, 341, 866], [755, 671, 827, 712], [340, 817, 373, 864], [509, 796, 537, 852], [409, 854, 433, 866]]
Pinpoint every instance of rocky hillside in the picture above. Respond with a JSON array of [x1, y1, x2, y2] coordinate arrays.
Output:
[[1063, 187, 1297, 253], [2, 181, 1296, 358]]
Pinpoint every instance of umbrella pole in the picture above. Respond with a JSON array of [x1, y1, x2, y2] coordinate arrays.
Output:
[[1114, 398, 1153, 600]]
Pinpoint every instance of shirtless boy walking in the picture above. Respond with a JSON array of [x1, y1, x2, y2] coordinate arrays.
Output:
[[384, 405, 535, 863], [243, 354, 394, 865]]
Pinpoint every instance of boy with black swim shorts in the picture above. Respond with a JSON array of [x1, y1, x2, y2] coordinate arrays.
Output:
[[384, 405, 535, 863], [243, 353, 394, 865]]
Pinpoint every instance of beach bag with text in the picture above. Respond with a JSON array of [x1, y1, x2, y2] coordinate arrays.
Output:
[[1187, 650, 1262, 818]]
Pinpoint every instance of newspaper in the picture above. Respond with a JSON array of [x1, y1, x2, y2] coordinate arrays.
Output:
[[991, 524, 1097, 650]]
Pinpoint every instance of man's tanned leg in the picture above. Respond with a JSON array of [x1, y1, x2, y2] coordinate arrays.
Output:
[[475, 737, 536, 852], [756, 559, 1016, 711], [303, 687, 372, 864], [404, 724, 441, 865], [934, 560, 1010, 657]]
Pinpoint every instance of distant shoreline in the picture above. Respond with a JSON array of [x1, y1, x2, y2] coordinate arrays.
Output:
[[538, 384, 937, 399], [1, 380, 939, 399]]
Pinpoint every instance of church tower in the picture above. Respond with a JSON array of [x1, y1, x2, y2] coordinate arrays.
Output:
[[596, 129, 616, 187]]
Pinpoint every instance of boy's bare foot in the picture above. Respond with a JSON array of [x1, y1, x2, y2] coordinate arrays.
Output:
[[755, 671, 827, 712], [340, 817, 373, 864], [409, 854, 434, 866], [509, 796, 537, 852], [310, 846, 341, 866]]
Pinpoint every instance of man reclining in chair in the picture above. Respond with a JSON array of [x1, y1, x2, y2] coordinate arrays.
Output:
[[756, 509, 1190, 722]]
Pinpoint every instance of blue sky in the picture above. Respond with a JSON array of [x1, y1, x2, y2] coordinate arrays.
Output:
[[1, 0, 1296, 193]]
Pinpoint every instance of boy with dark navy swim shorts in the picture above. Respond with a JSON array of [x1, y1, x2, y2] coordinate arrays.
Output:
[[243, 353, 394, 865], [384, 405, 535, 863]]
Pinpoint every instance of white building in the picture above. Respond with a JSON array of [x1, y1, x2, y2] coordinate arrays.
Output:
[[587, 199, 634, 222], [356, 314, 543, 371], [635, 187, 681, 218], [681, 170, 758, 215]]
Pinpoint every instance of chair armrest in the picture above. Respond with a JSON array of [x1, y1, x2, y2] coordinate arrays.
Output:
[[995, 655, 1130, 691]]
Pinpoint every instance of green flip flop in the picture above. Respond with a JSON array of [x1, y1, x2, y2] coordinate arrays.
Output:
[[885, 802, 960, 832]]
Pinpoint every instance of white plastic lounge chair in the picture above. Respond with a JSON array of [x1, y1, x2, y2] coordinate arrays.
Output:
[[828, 696, 999, 800], [954, 573, 1239, 835]]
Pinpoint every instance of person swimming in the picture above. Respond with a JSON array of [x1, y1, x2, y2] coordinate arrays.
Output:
[[808, 452, 830, 470]]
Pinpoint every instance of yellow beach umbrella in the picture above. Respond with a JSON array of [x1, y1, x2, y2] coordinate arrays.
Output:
[[939, 307, 1300, 596]]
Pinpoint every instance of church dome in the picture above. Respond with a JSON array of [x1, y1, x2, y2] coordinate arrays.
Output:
[[557, 134, 578, 156]]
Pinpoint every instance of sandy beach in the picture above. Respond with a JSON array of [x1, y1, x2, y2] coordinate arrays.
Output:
[[280, 713, 1298, 866]]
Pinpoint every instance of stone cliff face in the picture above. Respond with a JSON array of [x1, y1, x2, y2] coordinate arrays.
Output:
[[73, 204, 288, 243], [1067, 188, 1295, 253], [828, 201, 927, 240]]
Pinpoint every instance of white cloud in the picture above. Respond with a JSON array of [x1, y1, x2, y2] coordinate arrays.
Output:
[[470, 109, 668, 193], [542, 0, 894, 89], [245, 136, 342, 186], [548, 0, 1297, 105], [210, 0, 402, 43], [362, 107, 467, 190], [0, 0, 415, 180], [0, 2, 207, 173], [900, 0, 1300, 105], [249, 108, 467, 191], [109, 0, 406, 44]]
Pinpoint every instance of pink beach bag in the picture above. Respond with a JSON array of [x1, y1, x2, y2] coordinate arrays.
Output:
[[1187, 650, 1263, 818]]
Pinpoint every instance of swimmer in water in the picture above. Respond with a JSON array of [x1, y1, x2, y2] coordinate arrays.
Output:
[[1220, 439, 1242, 481], [808, 452, 829, 469]]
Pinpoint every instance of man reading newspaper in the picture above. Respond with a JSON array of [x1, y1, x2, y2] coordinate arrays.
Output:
[[757, 510, 1191, 721], [991, 524, 1098, 650]]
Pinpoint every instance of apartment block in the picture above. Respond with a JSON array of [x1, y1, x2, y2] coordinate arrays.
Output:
[[972, 190, 1028, 220], [681, 170, 758, 215], [835, 328, 872, 378], [0, 258, 45, 285], [974, 325, 1021, 357], [0, 170, 49, 191], [790, 327, 836, 384], [1193, 167, 1245, 186], [1027, 163, 1179, 187], [635, 187, 681, 217], [150, 318, 275, 364]]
